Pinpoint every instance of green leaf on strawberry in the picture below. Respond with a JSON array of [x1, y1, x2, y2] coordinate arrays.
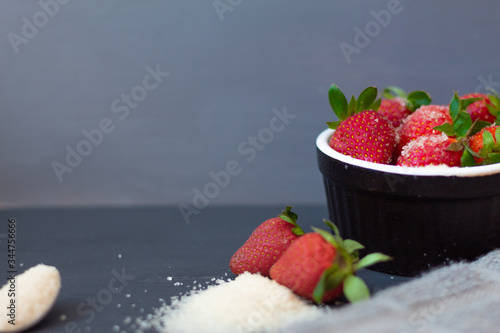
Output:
[[371, 97, 382, 111], [469, 120, 495, 137], [310, 220, 391, 304], [382, 86, 406, 99], [434, 123, 455, 137], [485, 88, 500, 121], [347, 95, 357, 117], [343, 239, 365, 254], [355, 252, 392, 270], [477, 127, 500, 164], [465, 125, 500, 165], [343, 275, 370, 303], [279, 205, 304, 236], [327, 84, 380, 130], [434, 92, 493, 166], [442, 93, 479, 138], [326, 120, 342, 130], [356, 87, 378, 113], [382, 86, 432, 111], [406, 90, 432, 111], [313, 264, 342, 304], [489, 153, 500, 163], [328, 84, 348, 121], [312, 226, 340, 250], [460, 146, 477, 167], [482, 130, 496, 151]]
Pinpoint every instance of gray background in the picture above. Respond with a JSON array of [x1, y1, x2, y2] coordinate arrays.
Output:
[[1, 0, 499, 208]]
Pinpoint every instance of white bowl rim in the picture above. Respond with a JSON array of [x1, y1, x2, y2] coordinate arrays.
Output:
[[316, 128, 500, 177]]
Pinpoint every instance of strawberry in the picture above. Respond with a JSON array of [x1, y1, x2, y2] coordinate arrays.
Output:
[[327, 85, 397, 164], [396, 133, 462, 167], [269, 221, 391, 304], [395, 104, 451, 159], [229, 206, 304, 277], [378, 86, 432, 128], [465, 125, 500, 165], [397, 93, 492, 167], [461, 93, 498, 124]]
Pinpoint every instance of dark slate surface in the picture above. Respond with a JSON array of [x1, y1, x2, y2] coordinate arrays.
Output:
[[0, 205, 408, 332]]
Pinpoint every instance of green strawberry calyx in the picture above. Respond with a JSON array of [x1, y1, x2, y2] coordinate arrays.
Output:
[[464, 126, 500, 165], [382, 86, 432, 112], [311, 220, 391, 304], [434, 92, 493, 166], [327, 84, 381, 130], [485, 87, 500, 124], [278, 206, 305, 236]]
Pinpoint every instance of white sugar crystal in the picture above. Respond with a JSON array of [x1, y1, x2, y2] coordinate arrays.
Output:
[[137, 272, 324, 333]]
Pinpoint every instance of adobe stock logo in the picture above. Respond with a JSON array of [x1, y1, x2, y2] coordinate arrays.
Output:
[[474, 74, 500, 94], [7, 0, 71, 54], [178, 106, 296, 224], [55, 267, 134, 333], [339, 0, 404, 64], [51, 64, 169, 182], [212, 0, 243, 21]]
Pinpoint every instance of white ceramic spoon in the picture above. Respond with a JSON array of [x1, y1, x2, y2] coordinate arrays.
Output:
[[0, 264, 61, 332]]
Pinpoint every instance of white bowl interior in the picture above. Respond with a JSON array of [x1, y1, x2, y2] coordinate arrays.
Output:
[[316, 128, 500, 177]]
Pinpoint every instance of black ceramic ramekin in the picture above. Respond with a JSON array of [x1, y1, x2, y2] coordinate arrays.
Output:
[[317, 128, 500, 276]]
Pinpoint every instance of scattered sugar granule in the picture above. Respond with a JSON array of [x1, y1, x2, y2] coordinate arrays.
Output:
[[167, 277, 173, 281], [118, 254, 122, 259], [126, 294, 131, 298], [60, 314, 67, 321], [137, 272, 324, 333]]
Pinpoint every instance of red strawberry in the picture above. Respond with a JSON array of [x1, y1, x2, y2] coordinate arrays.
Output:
[[400, 93, 493, 167], [378, 97, 409, 128], [466, 125, 500, 165], [377, 86, 432, 128], [229, 206, 304, 277], [269, 221, 391, 304], [395, 105, 451, 159], [327, 85, 397, 164], [397, 134, 462, 167], [461, 93, 497, 123]]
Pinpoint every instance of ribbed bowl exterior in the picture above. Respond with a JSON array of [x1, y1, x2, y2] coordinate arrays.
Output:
[[317, 146, 500, 276]]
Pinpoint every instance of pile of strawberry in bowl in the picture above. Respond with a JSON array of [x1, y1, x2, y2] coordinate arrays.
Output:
[[316, 85, 500, 276]]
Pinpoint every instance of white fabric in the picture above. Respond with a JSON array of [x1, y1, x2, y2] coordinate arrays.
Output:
[[278, 250, 500, 333]]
